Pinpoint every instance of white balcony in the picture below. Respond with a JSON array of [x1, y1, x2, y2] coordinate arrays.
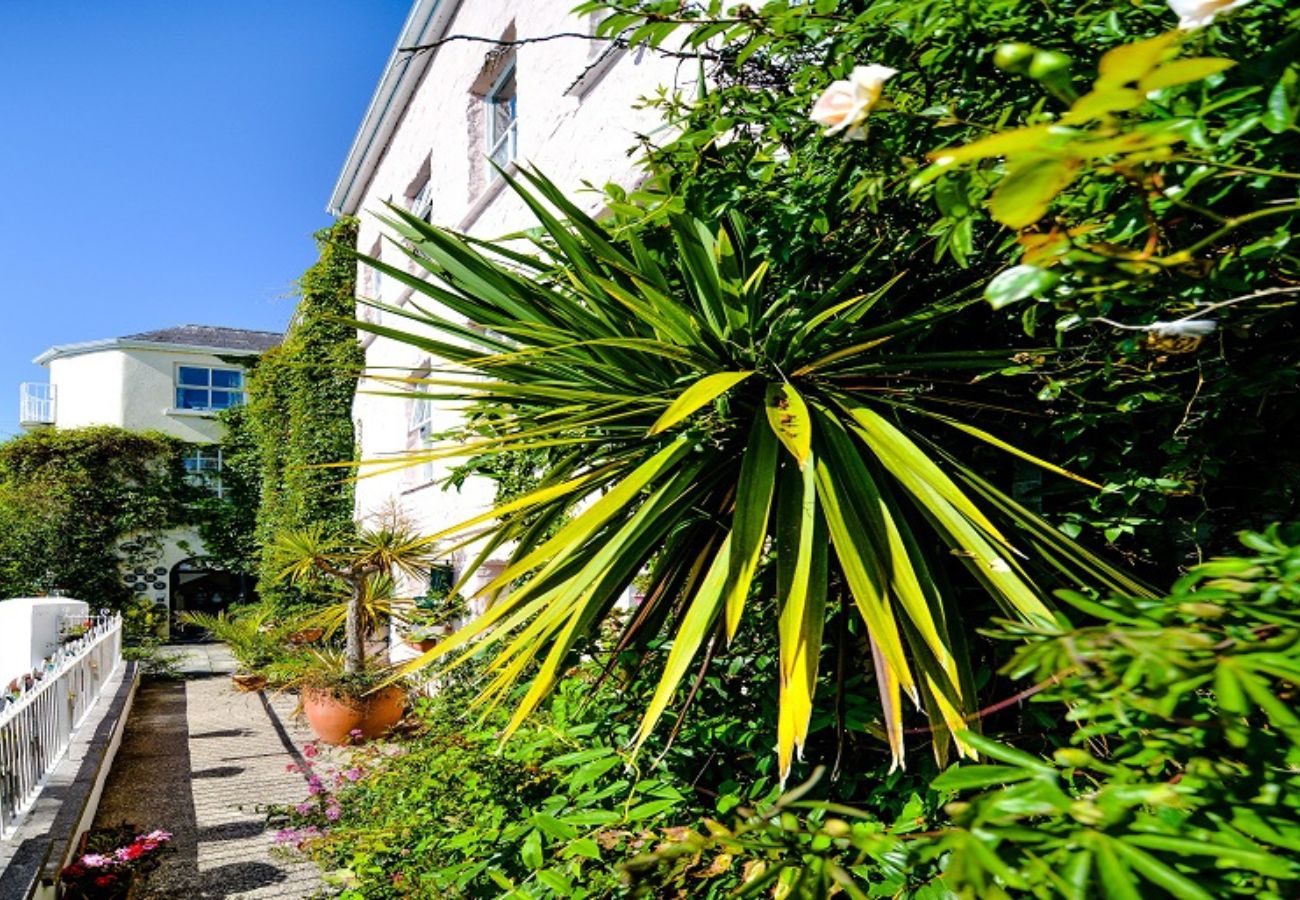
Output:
[[19, 382, 55, 428]]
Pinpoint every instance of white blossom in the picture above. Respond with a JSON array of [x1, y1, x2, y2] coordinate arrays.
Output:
[[810, 65, 897, 141], [1168, 0, 1253, 30]]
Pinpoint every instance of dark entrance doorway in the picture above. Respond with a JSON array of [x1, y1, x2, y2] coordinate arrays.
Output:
[[169, 560, 254, 641]]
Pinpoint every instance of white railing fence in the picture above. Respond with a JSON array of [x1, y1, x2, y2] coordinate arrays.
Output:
[[0, 614, 122, 838]]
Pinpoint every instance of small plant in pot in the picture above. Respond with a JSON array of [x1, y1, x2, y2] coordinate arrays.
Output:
[[273, 521, 438, 745], [179, 605, 289, 692], [400, 589, 468, 652]]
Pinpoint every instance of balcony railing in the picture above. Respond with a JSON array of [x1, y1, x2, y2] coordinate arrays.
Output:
[[19, 383, 55, 428], [0, 614, 122, 837]]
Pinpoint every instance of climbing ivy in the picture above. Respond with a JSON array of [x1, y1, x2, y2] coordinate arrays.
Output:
[[226, 217, 364, 608], [0, 426, 196, 607]]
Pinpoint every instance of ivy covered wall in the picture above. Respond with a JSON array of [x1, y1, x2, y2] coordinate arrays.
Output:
[[0, 426, 196, 605], [226, 217, 364, 607]]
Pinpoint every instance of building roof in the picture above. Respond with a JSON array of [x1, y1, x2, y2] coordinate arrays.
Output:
[[327, 0, 461, 217], [121, 325, 283, 354], [33, 324, 283, 366]]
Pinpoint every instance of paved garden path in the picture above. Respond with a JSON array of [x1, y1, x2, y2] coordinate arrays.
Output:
[[92, 646, 324, 899]]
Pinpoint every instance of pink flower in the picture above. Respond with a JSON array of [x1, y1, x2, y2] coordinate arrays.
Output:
[[342, 767, 363, 782], [286, 763, 300, 773], [80, 854, 112, 868], [296, 802, 314, 816], [302, 743, 319, 759], [325, 804, 341, 822], [810, 64, 897, 140], [307, 776, 324, 796], [348, 728, 364, 739]]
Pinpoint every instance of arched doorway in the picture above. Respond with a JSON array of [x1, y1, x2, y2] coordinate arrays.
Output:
[[169, 559, 252, 641]]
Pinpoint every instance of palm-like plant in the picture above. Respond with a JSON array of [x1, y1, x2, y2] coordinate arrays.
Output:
[[273, 521, 439, 675], [359, 168, 1148, 777]]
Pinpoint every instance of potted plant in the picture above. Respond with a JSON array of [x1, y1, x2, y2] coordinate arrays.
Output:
[[400, 589, 468, 651], [273, 520, 439, 744], [178, 606, 288, 692]]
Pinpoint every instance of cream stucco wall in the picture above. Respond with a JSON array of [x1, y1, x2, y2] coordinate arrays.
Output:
[[47, 345, 250, 442], [350, 0, 681, 595]]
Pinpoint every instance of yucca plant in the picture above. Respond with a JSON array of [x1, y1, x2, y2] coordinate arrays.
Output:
[[273, 520, 439, 676], [358, 168, 1148, 777]]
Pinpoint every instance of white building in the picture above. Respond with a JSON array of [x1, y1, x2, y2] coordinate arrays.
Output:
[[328, 0, 679, 599], [19, 324, 281, 627]]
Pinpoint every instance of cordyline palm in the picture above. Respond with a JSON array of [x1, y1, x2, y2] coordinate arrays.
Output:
[[358, 168, 1146, 777], [274, 523, 439, 675]]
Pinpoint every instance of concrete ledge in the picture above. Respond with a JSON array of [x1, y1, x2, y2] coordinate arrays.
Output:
[[0, 661, 139, 900]]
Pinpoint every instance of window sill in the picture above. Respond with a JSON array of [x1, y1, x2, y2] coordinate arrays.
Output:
[[459, 160, 521, 232], [165, 407, 219, 419]]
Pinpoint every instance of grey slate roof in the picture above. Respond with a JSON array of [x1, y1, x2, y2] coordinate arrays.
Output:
[[121, 325, 283, 353]]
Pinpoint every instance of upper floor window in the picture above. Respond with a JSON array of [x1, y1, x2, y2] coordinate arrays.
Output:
[[408, 378, 435, 486], [367, 239, 384, 302], [176, 366, 245, 412], [485, 62, 518, 177], [406, 161, 433, 222], [183, 445, 224, 498]]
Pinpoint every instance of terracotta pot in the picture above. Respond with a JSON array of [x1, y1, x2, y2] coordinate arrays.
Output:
[[231, 673, 267, 693], [301, 685, 406, 745], [288, 627, 325, 646]]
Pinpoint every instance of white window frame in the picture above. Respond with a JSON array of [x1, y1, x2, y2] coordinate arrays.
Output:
[[484, 61, 518, 181], [183, 445, 224, 498], [408, 173, 433, 222], [368, 239, 384, 302], [175, 365, 245, 413], [407, 382, 435, 486]]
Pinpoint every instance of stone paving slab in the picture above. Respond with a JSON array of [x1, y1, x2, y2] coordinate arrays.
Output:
[[92, 646, 325, 899]]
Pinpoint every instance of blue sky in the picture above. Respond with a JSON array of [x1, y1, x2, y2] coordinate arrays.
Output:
[[0, 0, 411, 436]]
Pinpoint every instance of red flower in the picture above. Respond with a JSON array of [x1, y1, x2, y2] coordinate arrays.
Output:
[[121, 842, 146, 860], [62, 863, 86, 879], [95, 874, 118, 887]]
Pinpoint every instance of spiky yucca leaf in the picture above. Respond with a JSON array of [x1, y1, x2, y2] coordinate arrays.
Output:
[[358, 167, 1147, 778]]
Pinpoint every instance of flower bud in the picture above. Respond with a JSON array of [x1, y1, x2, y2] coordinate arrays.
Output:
[[994, 43, 1036, 74]]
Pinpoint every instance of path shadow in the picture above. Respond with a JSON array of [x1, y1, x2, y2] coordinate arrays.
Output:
[[199, 861, 287, 897], [190, 728, 254, 740], [191, 765, 245, 780], [195, 821, 266, 843]]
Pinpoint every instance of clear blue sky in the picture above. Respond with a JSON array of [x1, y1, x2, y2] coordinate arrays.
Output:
[[0, 0, 411, 437]]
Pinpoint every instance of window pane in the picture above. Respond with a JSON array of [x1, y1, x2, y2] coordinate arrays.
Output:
[[177, 388, 210, 409], [209, 390, 242, 410], [211, 369, 243, 388], [178, 366, 210, 387]]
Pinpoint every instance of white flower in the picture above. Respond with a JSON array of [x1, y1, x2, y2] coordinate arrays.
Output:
[[1168, 0, 1253, 30], [1147, 320, 1218, 338], [810, 64, 897, 140]]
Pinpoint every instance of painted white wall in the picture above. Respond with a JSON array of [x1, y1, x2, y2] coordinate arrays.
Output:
[[0, 598, 91, 677], [349, 0, 681, 596], [47, 353, 126, 430], [48, 346, 247, 443]]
